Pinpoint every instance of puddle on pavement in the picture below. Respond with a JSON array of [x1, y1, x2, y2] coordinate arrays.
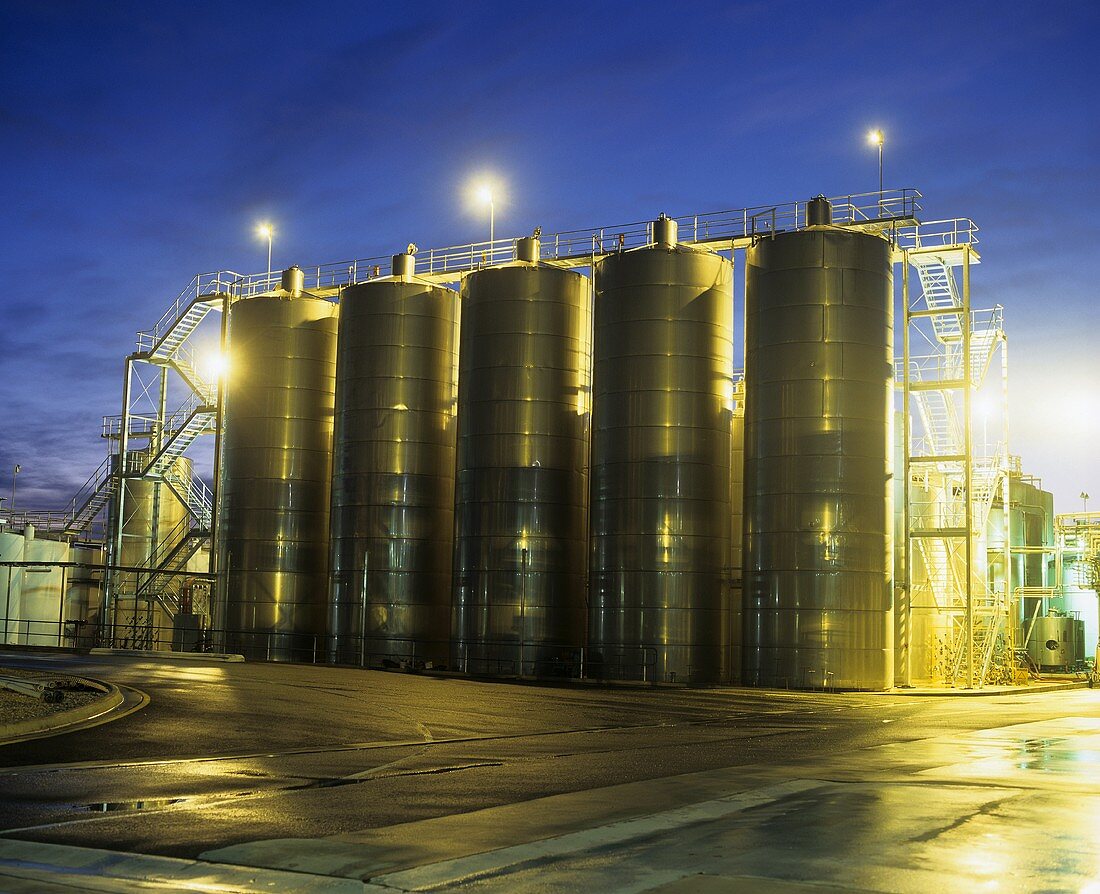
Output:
[[81, 798, 188, 812]]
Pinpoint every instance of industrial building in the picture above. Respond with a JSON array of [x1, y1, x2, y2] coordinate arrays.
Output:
[[1, 188, 1097, 690]]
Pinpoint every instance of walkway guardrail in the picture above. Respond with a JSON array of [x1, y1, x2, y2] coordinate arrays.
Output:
[[134, 189, 922, 328]]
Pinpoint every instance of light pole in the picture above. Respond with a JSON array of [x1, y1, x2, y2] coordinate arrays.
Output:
[[10, 465, 20, 511], [257, 223, 274, 281], [1082, 492, 1091, 516], [867, 129, 884, 204], [478, 186, 494, 255]]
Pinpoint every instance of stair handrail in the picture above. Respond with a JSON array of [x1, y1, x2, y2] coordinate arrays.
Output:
[[162, 463, 213, 528], [136, 270, 240, 354], [169, 344, 218, 403]]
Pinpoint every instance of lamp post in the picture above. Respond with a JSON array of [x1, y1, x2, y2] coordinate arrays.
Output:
[[10, 464, 20, 511], [257, 223, 274, 282], [1082, 492, 1091, 516], [867, 129, 884, 205], [477, 186, 494, 257]]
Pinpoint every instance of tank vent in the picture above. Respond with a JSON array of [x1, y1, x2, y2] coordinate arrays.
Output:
[[391, 253, 416, 278], [653, 214, 678, 248], [806, 195, 832, 227], [516, 236, 540, 263], [281, 265, 305, 296]]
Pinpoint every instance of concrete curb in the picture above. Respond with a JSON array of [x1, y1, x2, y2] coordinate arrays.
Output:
[[89, 647, 245, 662], [0, 677, 124, 743], [885, 680, 1090, 697]]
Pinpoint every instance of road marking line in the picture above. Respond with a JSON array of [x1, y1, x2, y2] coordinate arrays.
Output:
[[370, 778, 824, 892], [0, 719, 701, 776], [0, 838, 372, 893]]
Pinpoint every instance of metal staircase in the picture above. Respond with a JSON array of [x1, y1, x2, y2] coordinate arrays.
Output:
[[99, 271, 232, 648], [133, 517, 211, 618], [901, 220, 1013, 688], [168, 345, 218, 405], [61, 455, 118, 536], [142, 393, 217, 479]]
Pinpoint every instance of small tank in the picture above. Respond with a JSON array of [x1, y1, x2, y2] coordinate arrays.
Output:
[[452, 236, 591, 676], [329, 252, 459, 667], [1028, 614, 1086, 671], [217, 269, 339, 661]]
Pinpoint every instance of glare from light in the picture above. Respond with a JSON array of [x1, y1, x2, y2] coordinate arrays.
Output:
[[199, 351, 229, 382], [973, 392, 999, 419], [466, 175, 504, 213], [256, 222, 274, 239], [867, 129, 884, 146]]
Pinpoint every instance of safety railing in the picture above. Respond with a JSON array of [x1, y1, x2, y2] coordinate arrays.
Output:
[[0, 510, 72, 533], [153, 189, 923, 309], [101, 413, 159, 440], [162, 463, 213, 527], [5, 604, 677, 683], [898, 218, 979, 250], [136, 271, 240, 354]]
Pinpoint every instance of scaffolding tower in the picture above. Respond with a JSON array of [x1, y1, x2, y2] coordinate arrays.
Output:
[[900, 221, 1013, 688]]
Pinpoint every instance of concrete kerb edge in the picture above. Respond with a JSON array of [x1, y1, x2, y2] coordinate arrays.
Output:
[[884, 680, 1090, 697], [89, 647, 245, 662], [0, 677, 124, 743]]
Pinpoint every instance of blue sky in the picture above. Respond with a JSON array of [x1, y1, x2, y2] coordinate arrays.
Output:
[[1, 0, 1097, 511]]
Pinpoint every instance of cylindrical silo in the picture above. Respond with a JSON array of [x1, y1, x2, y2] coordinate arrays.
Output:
[[218, 270, 339, 661], [742, 199, 894, 690], [453, 236, 590, 676], [329, 252, 459, 667], [589, 216, 734, 684]]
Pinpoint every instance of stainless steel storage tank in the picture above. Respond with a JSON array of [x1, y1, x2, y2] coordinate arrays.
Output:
[[1027, 613, 1085, 671], [218, 269, 339, 661], [742, 198, 894, 690], [329, 252, 459, 667], [589, 216, 734, 684], [452, 236, 590, 675]]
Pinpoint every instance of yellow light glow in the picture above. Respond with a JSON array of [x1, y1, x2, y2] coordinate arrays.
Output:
[[199, 351, 229, 382], [466, 175, 504, 215], [867, 129, 884, 146], [256, 222, 274, 239]]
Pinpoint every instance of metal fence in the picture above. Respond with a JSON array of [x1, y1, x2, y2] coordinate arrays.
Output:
[[2, 610, 671, 682]]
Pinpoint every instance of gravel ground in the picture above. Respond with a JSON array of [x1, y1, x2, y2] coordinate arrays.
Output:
[[0, 666, 106, 726]]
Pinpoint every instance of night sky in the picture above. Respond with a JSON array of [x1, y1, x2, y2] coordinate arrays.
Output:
[[1, 0, 1097, 512]]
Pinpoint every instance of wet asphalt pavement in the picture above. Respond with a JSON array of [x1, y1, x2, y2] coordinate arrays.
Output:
[[0, 649, 1093, 865]]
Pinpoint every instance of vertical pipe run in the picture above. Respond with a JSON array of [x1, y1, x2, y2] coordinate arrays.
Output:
[[1001, 335, 1012, 667], [901, 254, 913, 688], [209, 291, 232, 647], [104, 354, 135, 647], [963, 249, 973, 687]]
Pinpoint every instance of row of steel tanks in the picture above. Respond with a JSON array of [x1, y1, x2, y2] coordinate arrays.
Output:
[[216, 198, 895, 689]]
